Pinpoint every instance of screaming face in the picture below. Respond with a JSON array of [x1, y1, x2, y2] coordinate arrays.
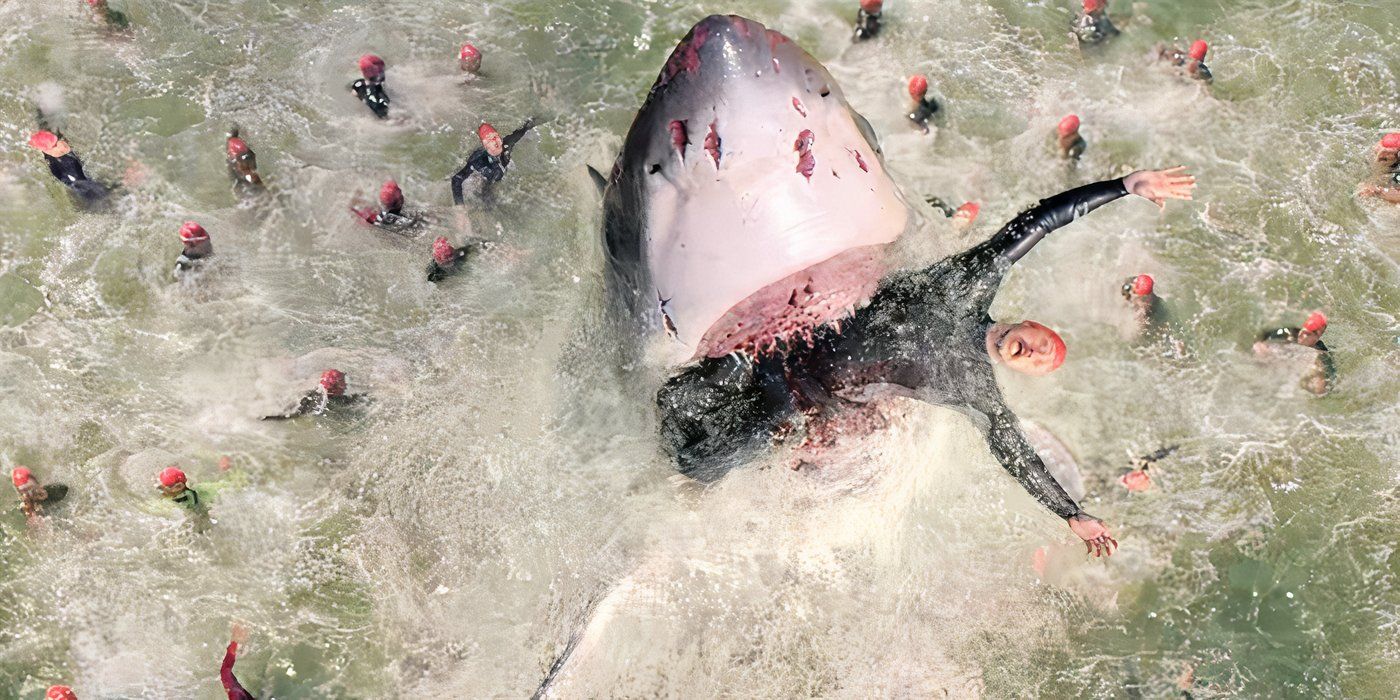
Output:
[[990, 321, 1067, 376]]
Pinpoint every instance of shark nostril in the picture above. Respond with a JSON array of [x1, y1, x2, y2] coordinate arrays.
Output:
[[648, 164, 661, 174]]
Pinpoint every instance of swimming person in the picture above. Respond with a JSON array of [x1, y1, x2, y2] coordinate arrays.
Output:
[[1120, 274, 1163, 331], [27, 130, 110, 206], [350, 54, 390, 119], [1119, 445, 1180, 492], [459, 42, 482, 75], [1359, 133, 1400, 203], [1057, 114, 1086, 160], [427, 236, 483, 282], [226, 127, 263, 189], [449, 119, 538, 204], [84, 0, 129, 28], [906, 75, 939, 133], [12, 467, 67, 520], [158, 466, 202, 512], [1158, 40, 1213, 83], [1073, 0, 1119, 46], [173, 221, 214, 279], [658, 167, 1196, 555], [1254, 311, 1334, 395], [262, 369, 361, 420], [853, 1, 883, 42], [353, 179, 422, 231]]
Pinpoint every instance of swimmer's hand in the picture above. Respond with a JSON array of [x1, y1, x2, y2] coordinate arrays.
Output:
[[230, 622, 250, 645], [1067, 513, 1118, 557], [1125, 166, 1196, 209]]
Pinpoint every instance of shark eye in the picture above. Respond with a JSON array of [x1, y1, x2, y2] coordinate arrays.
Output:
[[648, 163, 661, 174]]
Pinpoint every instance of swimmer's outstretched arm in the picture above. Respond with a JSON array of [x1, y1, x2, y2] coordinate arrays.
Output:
[[970, 168, 1196, 265], [503, 117, 538, 150], [450, 159, 477, 205]]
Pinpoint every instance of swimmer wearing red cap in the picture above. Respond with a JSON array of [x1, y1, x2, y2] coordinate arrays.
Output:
[[905, 75, 939, 133], [922, 197, 978, 230], [459, 42, 483, 76], [427, 236, 486, 282], [85, 0, 129, 28], [225, 126, 262, 189], [352, 179, 423, 231], [1120, 273, 1164, 330], [1158, 39, 1213, 83], [1118, 444, 1179, 493], [221, 624, 255, 700], [26, 129, 110, 206], [1255, 311, 1335, 395], [1057, 114, 1086, 160], [449, 118, 539, 205], [157, 466, 203, 511], [1360, 133, 1400, 203], [46, 685, 79, 700], [349, 54, 391, 119], [173, 221, 214, 278], [262, 369, 363, 420], [12, 466, 68, 520], [1073, 0, 1119, 46], [853, 0, 883, 42]]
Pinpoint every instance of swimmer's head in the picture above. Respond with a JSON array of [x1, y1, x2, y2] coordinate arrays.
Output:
[[1122, 273, 1153, 299], [907, 75, 929, 101], [226, 136, 249, 158], [1057, 114, 1081, 137], [989, 320, 1067, 376], [11, 467, 32, 487], [158, 466, 187, 489], [860, 0, 883, 13], [358, 54, 386, 80], [28, 130, 70, 157], [1188, 40, 1208, 62], [47, 687, 78, 700], [1083, 0, 1106, 12], [432, 236, 456, 266], [479, 123, 504, 157], [1379, 133, 1400, 155], [1299, 311, 1327, 346], [459, 43, 482, 73], [379, 179, 403, 211], [178, 221, 209, 245], [952, 201, 980, 228], [320, 369, 347, 397]]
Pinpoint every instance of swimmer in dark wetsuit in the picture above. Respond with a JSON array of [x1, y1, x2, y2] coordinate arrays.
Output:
[[226, 127, 262, 189], [46, 686, 78, 700], [853, 0, 883, 42], [173, 221, 214, 279], [349, 54, 390, 119], [1359, 133, 1400, 203], [427, 236, 483, 282], [221, 625, 256, 700], [85, 0, 129, 28], [352, 179, 423, 232], [1158, 40, 1213, 83], [459, 42, 482, 76], [658, 167, 1196, 554], [449, 119, 538, 205], [262, 369, 361, 420], [158, 466, 203, 512], [1073, 0, 1119, 46], [1121, 274, 1163, 331], [27, 130, 110, 206], [923, 199, 979, 232], [906, 75, 939, 134], [1057, 114, 1086, 160], [1118, 444, 1179, 492], [12, 467, 67, 521], [1254, 311, 1334, 396]]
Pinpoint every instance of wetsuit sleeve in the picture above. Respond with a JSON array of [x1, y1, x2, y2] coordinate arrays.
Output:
[[221, 641, 256, 700], [970, 393, 1081, 519], [450, 160, 476, 205], [974, 177, 1130, 265], [503, 118, 537, 149]]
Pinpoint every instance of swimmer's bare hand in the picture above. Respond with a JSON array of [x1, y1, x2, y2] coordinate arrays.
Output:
[[1125, 166, 1196, 208], [1067, 513, 1117, 557], [230, 622, 249, 645]]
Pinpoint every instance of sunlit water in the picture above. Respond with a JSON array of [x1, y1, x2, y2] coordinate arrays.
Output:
[[1, 1, 1397, 697]]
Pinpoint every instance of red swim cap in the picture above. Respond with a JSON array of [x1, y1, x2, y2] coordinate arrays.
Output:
[[860, 0, 883, 12], [158, 466, 186, 488], [28, 130, 59, 151], [1380, 133, 1400, 150], [1302, 311, 1327, 334], [1083, 0, 1106, 12], [320, 369, 347, 397], [459, 43, 480, 61], [953, 201, 980, 220], [378, 179, 403, 210], [1057, 114, 1080, 137], [1189, 40, 1208, 61], [477, 123, 499, 142], [11, 467, 32, 487], [226, 137, 249, 158], [907, 75, 929, 100], [358, 54, 386, 79], [47, 686, 78, 700], [179, 221, 209, 243], [432, 237, 455, 265], [1133, 274, 1154, 296]]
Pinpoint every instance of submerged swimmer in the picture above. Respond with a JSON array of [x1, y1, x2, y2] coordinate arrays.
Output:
[[449, 119, 538, 205], [1254, 311, 1334, 396], [221, 624, 255, 700], [853, 0, 883, 42], [262, 369, 361, 420], [1121, 274, 1162, 331], [1358, 133, 1400, 203], [12, 467, 66, 520], [924, 198, 979, 232], [427, 236, 483, 282], [659, 167, 1196, 555], [1119, 444, 1179, 492], [173, 221, 214, 279], [158, 466, 202, 512], [459, 42, 482, 76], [226, 127, 262, 189], [1057, 114, 1086, 160], [1073, 0, 1119, 46], [27, 130, 110, 206], [349, 54, 390, 119], [84, 0, 129, 28], [906, 75, 939, 134], [352, 179, 423, 231], [1158, 40, 1213, 83]]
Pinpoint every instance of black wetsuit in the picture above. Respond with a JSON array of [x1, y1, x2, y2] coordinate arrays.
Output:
[[169, 487, 202, 511], [908, 98, 939, 133], [449, 119, 537, 205], [659, 177, 1135, 520], [1257, 327, 1335, 393], [351, 78, 390, 119], [261, 391, 360, 420], [853, 8, 881, 42], [427, 243, 484, 282], [44, 152, 109, 204], [174, 241, 214, 277], [1073, 10, 1119, 45]]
